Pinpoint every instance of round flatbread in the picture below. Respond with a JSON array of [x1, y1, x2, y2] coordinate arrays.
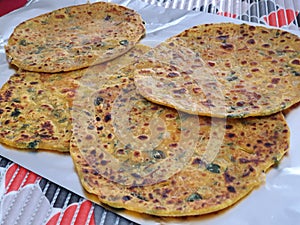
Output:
[[5, 2, 145, 72], [134, 23, 300, 118], [70, 72, 290, 216], [0, 45, 150, 151]]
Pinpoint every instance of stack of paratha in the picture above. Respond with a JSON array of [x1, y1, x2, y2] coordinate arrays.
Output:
[[69, 22, 297, 216], [0, 44, 149, 152], [1, 2, 147, 152], [1, 1, 299, 218], [70, 68, 289, 216]]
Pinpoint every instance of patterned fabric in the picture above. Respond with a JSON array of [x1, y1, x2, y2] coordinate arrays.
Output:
[[0, 157, 137, 225], [0, 0, 27, 17], [143, 0, 300, 30]]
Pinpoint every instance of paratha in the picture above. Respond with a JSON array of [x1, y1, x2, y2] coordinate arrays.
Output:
[[134, 23, 300, 118], [5, 1, 145, 73], [70, 72, 290, 216], [0, 45, 150, 151]]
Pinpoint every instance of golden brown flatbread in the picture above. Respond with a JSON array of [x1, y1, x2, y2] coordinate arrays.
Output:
[[134, 23, 300, 118], [0, 45, 150, 151], [5, 2, 145, 72], [70, 68, 289, 216]]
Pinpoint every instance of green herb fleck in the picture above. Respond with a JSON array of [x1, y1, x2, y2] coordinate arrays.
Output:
[[28, 140, 39, 149], [272, 156, 280, 168], [35, 46, 45, 54], [19, 39, 27, 46], [41, 20, 48, 25], [94, 97, 104, 106], [52, 109, 64, 118], [124, 143, 132, 150], [27, 88, 35, 93], [113, 140, 119, 147], [21, 124, 29, 129], [151, 149, 166, 159], [131, 192, 147, 201], [292, 71, 300, 76], [65, 7, 70, 14], [280, 102, 286, 109], [119, 40, 129, 46], [70, 26, 81, 30], [230, 156, 236, 162], [226, 75, 238, 82], [206, 163, 221, 173], [12, 98, 21, 103], [11, 108, 21, 117], [187, 193, 202, 202], [157, 132, 164, 140], [104, 15, 111, 21], [58, 118, 67, 123]]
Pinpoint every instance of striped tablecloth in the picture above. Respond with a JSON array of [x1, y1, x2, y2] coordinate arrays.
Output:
[[143, 0, 300, 30]]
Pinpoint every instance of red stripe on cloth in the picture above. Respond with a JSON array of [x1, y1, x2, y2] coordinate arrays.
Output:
[[89, 214, 96, 225], [264, 9, 299, 27], [46, 202, 94, 225], [46, 204, 78, 225], [22, 172, 40, 187], [5, 164, 40, 193], [46, 213, 60, 225], [74, 201, 95, 225], [5, 164, 18, 188], [217, 11, 237, 18], [0, 0, 27, 16], [6, 166, 27, 193], [60, 204, 77, 224]]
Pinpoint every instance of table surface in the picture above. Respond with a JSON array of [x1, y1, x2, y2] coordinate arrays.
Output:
[[0, 0, 299, 224]]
